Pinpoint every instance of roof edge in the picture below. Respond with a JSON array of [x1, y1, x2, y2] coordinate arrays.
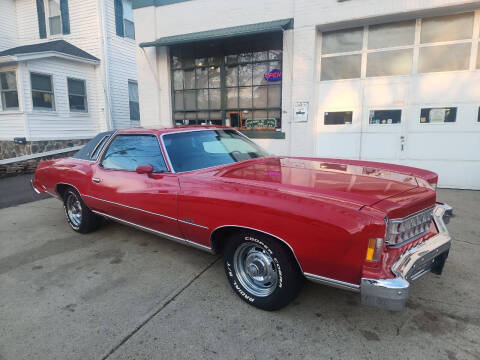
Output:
[[133, 0, 190, 9], [139, 18, 294, 48], [0, 52, 100, 65]]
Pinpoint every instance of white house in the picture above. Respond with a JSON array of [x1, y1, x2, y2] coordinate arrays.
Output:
[[0, 0, 139, 159], [133, 0, 480, 190]]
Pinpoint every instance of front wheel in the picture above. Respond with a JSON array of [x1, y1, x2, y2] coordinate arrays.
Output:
[[223, 232, 303, 311], [63, 188, 101, 233]]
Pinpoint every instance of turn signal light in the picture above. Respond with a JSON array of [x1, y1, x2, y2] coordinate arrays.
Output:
[[366, 238, 383, 262]]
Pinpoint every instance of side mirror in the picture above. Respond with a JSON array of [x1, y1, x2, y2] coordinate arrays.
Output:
[[136, 164, 154, 175]]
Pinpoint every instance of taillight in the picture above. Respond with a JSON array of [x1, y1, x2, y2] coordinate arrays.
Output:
[[365, 238, 383, 262], [385, 207, 433, 246]]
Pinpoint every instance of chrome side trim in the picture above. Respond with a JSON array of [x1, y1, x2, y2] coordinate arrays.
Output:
[[177, 218, 209, 230], [304, 273, 360, 292], [92, 210, 214, 253], [30, 180, 41, 194], [54, 182, 82, 200], [209, 224, 304, 273], [83, 194, 178, 222], [90, 134, 110, 160]]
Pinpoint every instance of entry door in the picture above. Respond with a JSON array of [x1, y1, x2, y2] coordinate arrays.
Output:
[[360, 81, 409, 163], [87, 134, 182, 237]]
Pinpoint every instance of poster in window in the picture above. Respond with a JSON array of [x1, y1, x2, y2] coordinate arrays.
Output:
[[294, 102, 309, 123], [420, 107, 457, 123], [429, 108, 446, 123], [369, 110, 401, 124]]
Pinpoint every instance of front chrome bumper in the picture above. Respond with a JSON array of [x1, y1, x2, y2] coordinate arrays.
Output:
[[360, 203, 452, 311]]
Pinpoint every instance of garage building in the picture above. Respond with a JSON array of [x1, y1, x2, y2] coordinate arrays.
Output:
[[133, 0, 480, 189]]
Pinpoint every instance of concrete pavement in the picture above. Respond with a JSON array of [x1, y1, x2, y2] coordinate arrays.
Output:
[[0, 173, 50, 209], [0, 189, 479, 359]]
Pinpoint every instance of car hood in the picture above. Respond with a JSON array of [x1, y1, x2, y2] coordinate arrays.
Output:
[[216, 157, 428, 209]]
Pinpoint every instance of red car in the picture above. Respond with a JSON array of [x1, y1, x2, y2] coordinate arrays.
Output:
[[32, 127, 452, 311]]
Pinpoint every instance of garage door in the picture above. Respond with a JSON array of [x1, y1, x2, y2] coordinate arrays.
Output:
[[315, 12, 480, 190]]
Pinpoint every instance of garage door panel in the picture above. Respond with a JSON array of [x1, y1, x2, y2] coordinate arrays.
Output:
[[364, 81, 406, 107], [400, 159, 480, 190], [406, 133, 480, 161], [413, 72, 480, 104], [361, 133, 400, 160], [316, 81, 362, 109], [316, 133, 360, 159]]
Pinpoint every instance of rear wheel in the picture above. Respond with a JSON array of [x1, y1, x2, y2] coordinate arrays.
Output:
[[223, 231, 303, 311], [63, 188, 101, 233]]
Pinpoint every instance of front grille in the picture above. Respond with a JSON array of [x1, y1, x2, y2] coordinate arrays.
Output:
[[385, 206, 434, 246]]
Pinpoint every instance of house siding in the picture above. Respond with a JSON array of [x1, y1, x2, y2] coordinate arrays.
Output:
[[0, 0, 18, 51], [0, 0, 139, 143], [24, 58, 102, 140], [104, 0, 138, 129]]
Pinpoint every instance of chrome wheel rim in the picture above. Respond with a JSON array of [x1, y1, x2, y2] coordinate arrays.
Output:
[[66, 193, 82, 227], [233, 242, 278, 297]]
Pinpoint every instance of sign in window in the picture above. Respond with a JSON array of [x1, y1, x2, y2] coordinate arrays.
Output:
[[420, 107, 457, 123], [369, 110, 401, 124]]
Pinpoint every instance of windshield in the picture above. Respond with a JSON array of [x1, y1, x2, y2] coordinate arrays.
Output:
[[163, 129, 269, 172]]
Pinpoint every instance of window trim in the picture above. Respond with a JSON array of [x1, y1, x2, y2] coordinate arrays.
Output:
[[319, 11, 480, 81], [122, 0, 135, 40], [128, 79, 140, 122], [67, 77, 88, 113], [99, 133, 169, 173], [30, 71, 55, 111], [0, 70, 20, 111], [45, 0, 63, 36]]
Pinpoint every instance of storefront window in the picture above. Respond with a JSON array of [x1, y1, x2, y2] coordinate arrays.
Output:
[[171, 33, 283, 131]]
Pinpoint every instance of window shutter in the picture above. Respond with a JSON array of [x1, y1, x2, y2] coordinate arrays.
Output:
[[60, 0, 70, 35], [36, 0, 47, 39], [114, 0, 124, 37]]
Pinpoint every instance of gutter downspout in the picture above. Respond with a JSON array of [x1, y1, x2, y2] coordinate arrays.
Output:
[[97, 0, 113, 130]]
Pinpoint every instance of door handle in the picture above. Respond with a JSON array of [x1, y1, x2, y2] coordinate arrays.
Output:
[[400, 136, 405, 152], [92, 177, 102, 183]]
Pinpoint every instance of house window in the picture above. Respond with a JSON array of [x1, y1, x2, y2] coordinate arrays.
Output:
[[320, 12, 477, 80], [67, 78, 87, 112], [31, 73, 55, 110], [123, 0, 135, 39], [48, 0, 62, 35], [128, 80, 139, 121], [0, 71, 19, 110]]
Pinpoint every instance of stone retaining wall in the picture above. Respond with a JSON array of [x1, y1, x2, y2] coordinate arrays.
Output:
[[0, 138, 91, 179], [0, 139, 90, 160], [0, 150, 80, 179]]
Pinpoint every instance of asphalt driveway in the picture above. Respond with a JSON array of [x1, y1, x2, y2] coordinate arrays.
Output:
[[0, 189, 479, 360]]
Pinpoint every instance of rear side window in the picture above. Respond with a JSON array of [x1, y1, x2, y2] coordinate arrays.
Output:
[[100, 134, 168, 172], [90, 135, 111, 160]]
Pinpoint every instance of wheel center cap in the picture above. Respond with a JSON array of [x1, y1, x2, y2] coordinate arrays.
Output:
[[247, 263, 260, 277]]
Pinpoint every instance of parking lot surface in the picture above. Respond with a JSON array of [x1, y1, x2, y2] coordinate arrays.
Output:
[[0, 189, 479, 360]]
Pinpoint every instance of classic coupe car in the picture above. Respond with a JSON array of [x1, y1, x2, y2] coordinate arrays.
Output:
[[32, 126, 452, 311]]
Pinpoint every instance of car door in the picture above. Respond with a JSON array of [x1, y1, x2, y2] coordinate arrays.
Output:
[[85, 133, 182, 238]]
